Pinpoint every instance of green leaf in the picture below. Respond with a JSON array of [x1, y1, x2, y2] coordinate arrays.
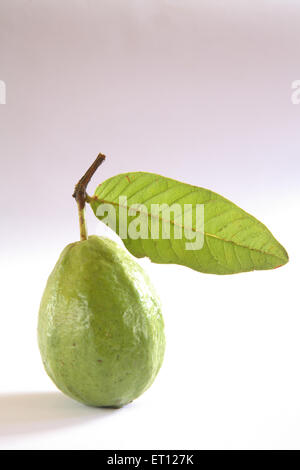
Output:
[[89, 172, 289, 275]]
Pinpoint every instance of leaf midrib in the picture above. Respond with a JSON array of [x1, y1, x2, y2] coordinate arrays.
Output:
[[91, 197, 286, 263]]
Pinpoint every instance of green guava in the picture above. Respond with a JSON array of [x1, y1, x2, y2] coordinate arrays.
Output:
[[38, 235, 165, 407]]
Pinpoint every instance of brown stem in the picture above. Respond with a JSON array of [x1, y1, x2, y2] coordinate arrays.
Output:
[[72, 153, 106, 240]]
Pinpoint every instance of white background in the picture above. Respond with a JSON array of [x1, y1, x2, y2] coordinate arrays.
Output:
[[0, 1, 299, 450]]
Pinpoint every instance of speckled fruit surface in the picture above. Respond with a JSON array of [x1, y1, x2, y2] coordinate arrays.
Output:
[[38, 235, 165, 407]]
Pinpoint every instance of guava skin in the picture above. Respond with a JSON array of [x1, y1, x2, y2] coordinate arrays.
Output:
[[38, 236, 165, 407]]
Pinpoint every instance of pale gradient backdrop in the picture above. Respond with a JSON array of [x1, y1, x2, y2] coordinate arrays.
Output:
[[0, 1, 299, 450]]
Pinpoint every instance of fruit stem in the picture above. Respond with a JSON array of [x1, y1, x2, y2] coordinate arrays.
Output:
[[77, 204, 88, 241], [73, 153, 106, 240]]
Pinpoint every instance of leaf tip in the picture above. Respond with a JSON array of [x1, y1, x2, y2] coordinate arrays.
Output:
[[273, 246, 289, 269]]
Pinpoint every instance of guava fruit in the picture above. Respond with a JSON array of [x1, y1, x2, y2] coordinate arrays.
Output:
[[38, 235, 165, 407]]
